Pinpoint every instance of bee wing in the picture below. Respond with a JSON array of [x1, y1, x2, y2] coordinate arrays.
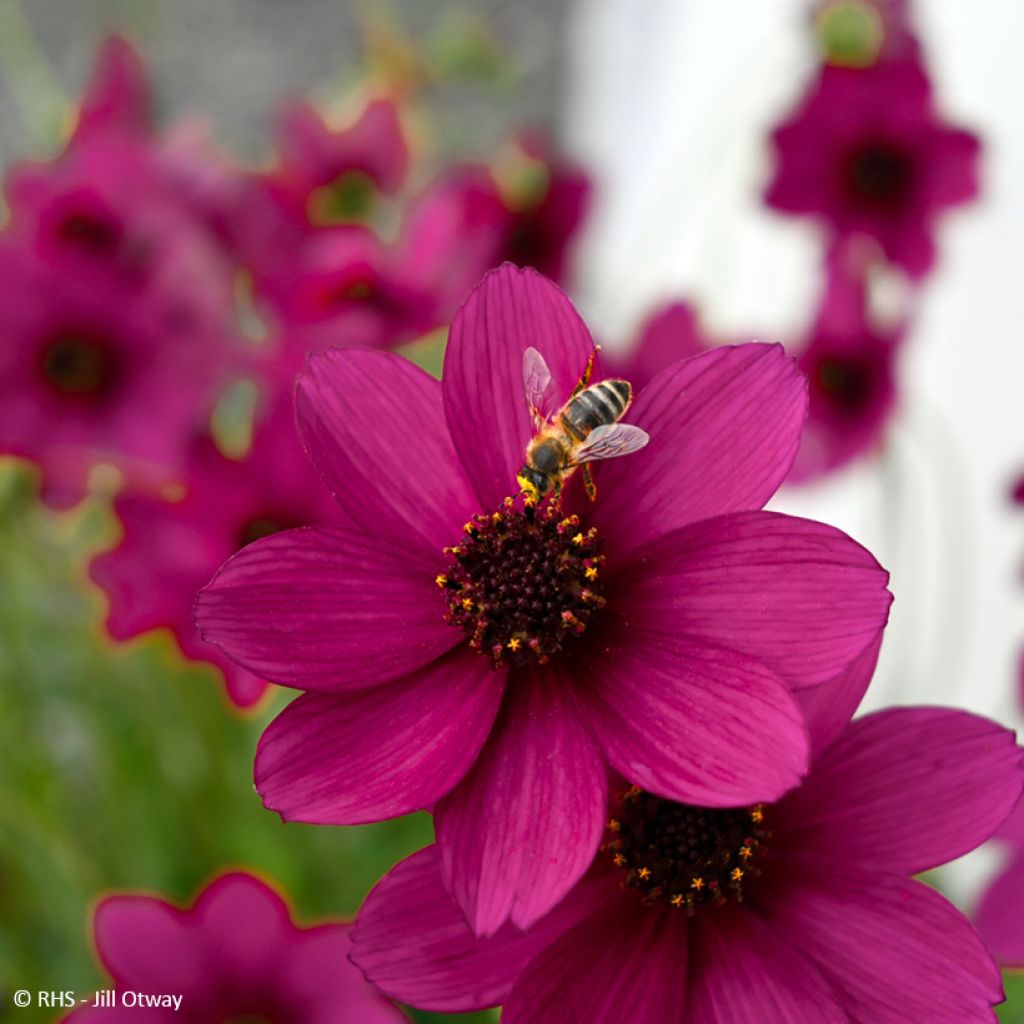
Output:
[[573, 423, 650, 464], [523, 346, 559, 426]]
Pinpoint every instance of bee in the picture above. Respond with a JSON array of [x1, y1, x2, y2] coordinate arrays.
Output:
[[517, 346, 649, 503]]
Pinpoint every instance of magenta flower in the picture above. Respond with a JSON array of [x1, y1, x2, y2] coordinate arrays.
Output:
[[71, 34, 152, 143], [396, 146, 590, 320], [64, 871, 406, 1023], [196, 264, 891, 935], [351, 662, 1024, 1022], [789, 249, 904, 481], [264, 97, 410, 224], [91, 397, 340, 708], [765, 54, 980, 277], [0, 245, 241, 507], [253, 225, 438, 376], [976, 795, 1024, 968]]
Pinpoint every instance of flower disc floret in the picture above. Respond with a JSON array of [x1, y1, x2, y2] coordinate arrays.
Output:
[[439, 497, 605, 668], [607, 787, 768, 914], [39, 333, 118, 399]]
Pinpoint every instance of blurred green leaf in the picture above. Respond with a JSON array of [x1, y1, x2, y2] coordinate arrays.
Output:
[[399, 328, 448, 381], [1001, 971, 1024, 1023], [0, 460, 488, 1022]]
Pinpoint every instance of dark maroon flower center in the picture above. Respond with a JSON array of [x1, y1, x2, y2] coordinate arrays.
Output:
[[236, 514, 293, 550], [842, 142, 913, 208], [814, 354, 874, 414], [57, 210, 123, 253], [438, 497, 605, 668], [607, 788, 768, 914], [39, 333, 119, 400]]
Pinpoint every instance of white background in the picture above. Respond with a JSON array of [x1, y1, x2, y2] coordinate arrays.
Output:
[[565, 0, 1024, 897]]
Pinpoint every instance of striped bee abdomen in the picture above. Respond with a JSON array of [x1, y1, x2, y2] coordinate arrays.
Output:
[[562, 380, 632, 437]]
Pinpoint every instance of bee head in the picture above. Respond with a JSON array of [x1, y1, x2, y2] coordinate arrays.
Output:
[[517, 466, 549, 504]]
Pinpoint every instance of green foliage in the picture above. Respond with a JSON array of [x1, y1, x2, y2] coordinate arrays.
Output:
[[0, 460, 493, 1023], [1001, 971, 1024, 1023]]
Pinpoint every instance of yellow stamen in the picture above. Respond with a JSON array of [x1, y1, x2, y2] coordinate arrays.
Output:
[[740, 846, 752, 859], [507, 637, 522, 651], [731, 868, 744, 882], [691, 878, 705, 891], [435, 575, 448, 587], [670, 894, 684, 907], [607, 819, 621, 832], [637, 867, 651, 880], [613, 854, 626, 867], [584, 565, 598, 580], [572, 532, 585, 545]]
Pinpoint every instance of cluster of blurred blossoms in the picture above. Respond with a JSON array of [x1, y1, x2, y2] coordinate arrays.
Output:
[[0, 1, 1020, 1021]]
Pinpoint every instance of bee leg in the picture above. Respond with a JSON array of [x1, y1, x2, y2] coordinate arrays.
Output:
[[570, 348, 599, 397], [582, 465, 598, 502]]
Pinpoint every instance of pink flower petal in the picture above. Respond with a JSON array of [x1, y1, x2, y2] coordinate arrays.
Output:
[[617, 510, 891, 688], [77, 35, 151, 140], [795, 630, 884, 760], [997, 793, 1024, 843], [435, 665, 607, 936], [350, 846, 601, 1013], [194, 873, 293, 978], [503, 889, 689, 1024], [443, 264, 596, 510], [591, 344, 807, 557], [759, 866, 1003, 1023], [93, 896, 211, 996], [280, 926, 408, 1024], [580, 635, 808, 806], [255, 648, 504, 824], [196, 526, 457, 692], [296, 349, 478, 559], [685, 906, 847, 1022], [975, 854, 1024, 968], [775, 708, 1024, 875]]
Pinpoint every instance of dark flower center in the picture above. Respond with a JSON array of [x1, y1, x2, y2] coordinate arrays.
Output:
[[236, 514, 292, 550], [39, 334, 118, 399], [307, 169, 377, 225], [57, 210, 122, 253], [607, 788, 768, 914], [842, 143, 912, 208], [814, 355, 874, 414], [438, 497, 605, 668]]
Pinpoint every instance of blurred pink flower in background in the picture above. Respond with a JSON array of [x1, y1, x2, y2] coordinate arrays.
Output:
[[0, 244, 243, 508], [196, 264, 891, 936], [975, 796, 1024, 969], [64, 871, 406, 1023], [352, 674, 1023, 1023], [789, 246, 905, 481], [765, 51, 980, 277], [606, 301, 710, 394], [90, 396, 341, 708]]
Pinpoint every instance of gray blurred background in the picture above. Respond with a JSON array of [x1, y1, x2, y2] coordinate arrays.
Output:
[[0, 0, 568, 162]]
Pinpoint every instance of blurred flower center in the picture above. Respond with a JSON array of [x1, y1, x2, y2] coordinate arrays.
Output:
[[437, 497, 605, 668], [307, 170, 377, 225], [607, 788, 768, 914], [39, 333, 118, 399], [236, 515, 291, 549], [814, 355, 874, 414], [842, 143, 912, 208], [56, 210, 123, 254]]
